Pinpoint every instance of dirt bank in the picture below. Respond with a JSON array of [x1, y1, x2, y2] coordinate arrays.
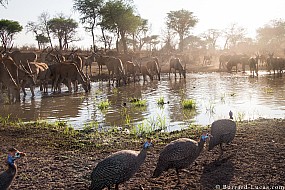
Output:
[[1, 118, 285, 190]]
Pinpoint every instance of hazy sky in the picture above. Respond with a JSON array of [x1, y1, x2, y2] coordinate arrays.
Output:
[[1, 0, 285, 48]]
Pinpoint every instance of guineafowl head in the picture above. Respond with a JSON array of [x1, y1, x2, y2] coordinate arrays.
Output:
[[200, 132, 210, 143], [7, 148, 26, 167], [142, 138, 153, 149]]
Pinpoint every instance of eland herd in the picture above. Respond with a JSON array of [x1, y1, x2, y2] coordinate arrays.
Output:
[[0, 48, 187, 103], [1, 47, 283, 104]]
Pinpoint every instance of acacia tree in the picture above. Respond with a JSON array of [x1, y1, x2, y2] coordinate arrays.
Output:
[[201, 29, 221, 50], [26, 12, 54, 49], [161, 28, 176, 53], [38, 12, 54, 48], [166, 9, 198, 52], [0, 19, 22, 51], [73, 0, 104, 52], [132, 18, 149, 51], [223, 23, 246, 50], [26, 21, 46, 50], [35, 34, 49, 49], [256, 19, 285, 51], [100, 0, 141, 53], [47, 15, 78, 50]]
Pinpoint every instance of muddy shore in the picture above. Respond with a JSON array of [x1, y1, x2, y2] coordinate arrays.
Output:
[[1, 118, 285, 190]]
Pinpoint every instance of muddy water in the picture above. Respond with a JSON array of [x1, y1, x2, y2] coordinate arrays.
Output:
[[0, 72, 284, 131]]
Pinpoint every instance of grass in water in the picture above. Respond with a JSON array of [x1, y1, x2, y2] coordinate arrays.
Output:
[[130, 98, 147, 107], [157, 97, 165, 105], [98, 100, 110, 110], [182, 99, 196, 109]]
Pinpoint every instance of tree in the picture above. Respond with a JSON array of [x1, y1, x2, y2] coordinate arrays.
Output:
[[201, 29, 221, 50], [184, 35, 204, 50], [26, 21, 43, 49], [73, 0, 104, 52], [132, 18, 149, 51], [0, 19, 22, 51], [35, 34, 50, 49], [161, 28, 176, 53], [223, 23, 246, 50], [26, 12, 54, 49], [47, 15, 79, 50], [0, 0, 8, 7], [100, 0, 141, 53], [38, 12, 53, 48], [166, 9, 198, 52], [142, 35, 159, 51], [256, 19, 285, 51]]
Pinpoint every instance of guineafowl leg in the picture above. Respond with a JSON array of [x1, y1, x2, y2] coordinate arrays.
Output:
[[175, 168, 181, 184], [219, 143, 224, 159], [115, 184, 119, 190], [220, 143, 225, 151]]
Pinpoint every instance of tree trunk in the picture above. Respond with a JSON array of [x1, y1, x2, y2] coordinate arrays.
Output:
[[132, 33, 136, 52], [120, 30, 128, 54], [179, 34, 184, 52], [224, 38, 229, 50], [116, 30, 120, 53], [59, 38, 63, 50], [91, 22, 96, 52], [101, 27, 107, 52]]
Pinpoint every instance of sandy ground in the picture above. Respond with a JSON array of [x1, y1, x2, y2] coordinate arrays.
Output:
[[0, 118, 285, 190]]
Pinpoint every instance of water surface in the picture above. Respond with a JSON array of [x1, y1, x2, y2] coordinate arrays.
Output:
[[1, 72, 284, 131]]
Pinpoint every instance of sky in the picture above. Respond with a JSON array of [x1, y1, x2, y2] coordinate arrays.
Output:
[[1, 0, 285, 49]]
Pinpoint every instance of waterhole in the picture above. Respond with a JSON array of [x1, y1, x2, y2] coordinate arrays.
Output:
[[1, 72, 284, 131]]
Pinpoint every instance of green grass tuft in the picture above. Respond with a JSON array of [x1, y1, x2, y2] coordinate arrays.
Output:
[[98, 100, 110, 110], [182, 99, 196, 109], [157, 97, 165, 105], [130, 98, 147, 107]]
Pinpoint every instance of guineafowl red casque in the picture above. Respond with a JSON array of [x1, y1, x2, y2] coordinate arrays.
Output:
[[0, 148, 26, 190], [152, 133, 209, 184], [89, 138, 153, 190]]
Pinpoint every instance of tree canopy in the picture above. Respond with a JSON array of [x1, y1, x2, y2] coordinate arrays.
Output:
[[257, 19, 285, 51], [0, 19, 22, 50], [100, 0, 142, 53], [166, 9, 198, 51], [73, 0, 104, 52], [47, 15, 78, 50]]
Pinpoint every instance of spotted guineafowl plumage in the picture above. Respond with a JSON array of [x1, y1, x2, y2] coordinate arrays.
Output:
[[208, 117, 236, 156], [152, 133, 209, 184], [0, 148, 26, 190], [89, 139, 153, 190]]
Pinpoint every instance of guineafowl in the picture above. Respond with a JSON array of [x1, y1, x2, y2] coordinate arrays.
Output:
[[208, 117, 236, 157], [152, 133, 209, 184], [0, 148, 26, 190], [89, 139, 153, 190]]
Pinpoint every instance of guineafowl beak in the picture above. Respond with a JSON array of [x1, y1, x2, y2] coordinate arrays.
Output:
[[19, 152, 26, 157]]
